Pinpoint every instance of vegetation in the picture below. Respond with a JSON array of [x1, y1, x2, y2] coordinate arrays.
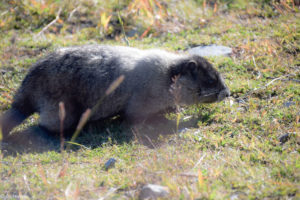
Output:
[[0, 0, 299, 199]]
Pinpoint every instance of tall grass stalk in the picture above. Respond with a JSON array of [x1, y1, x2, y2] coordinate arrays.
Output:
[[66, 75, 125, 151]]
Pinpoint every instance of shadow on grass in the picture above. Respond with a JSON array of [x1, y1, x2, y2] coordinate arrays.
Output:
[[1, 114, 200, 156]]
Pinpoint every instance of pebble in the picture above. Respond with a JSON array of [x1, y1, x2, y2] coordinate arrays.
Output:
[[103, 158, 117, 171], [283, 101, 295, 108], [278, 133, 294, 145], [139, 184, 169, 200]]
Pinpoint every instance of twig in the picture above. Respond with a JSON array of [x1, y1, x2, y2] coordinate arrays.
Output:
[[178, 172, 198, 178], [238, 71, 299, 100], [175, 154, 206, 180], [280, 78, 300, 83], [144, 134, 157, 149], [252, 56, 257, 69], [67, 6, 80, 21], [192, 153, 206, 169], [1, 10, 8, 17], [37, 8, 62, 37], [23, 175, 31, 193], [265, 73, 293, 87], [98, 187, 120, 200], [252, 56, 261, 79], [132, 126, 142, 143]]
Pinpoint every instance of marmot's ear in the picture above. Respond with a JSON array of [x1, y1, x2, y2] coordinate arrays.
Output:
[[185, 60, 197, 74], [186, 60, 197, 71], [170, 59, 197, 81], [185, 60, 199, 80]]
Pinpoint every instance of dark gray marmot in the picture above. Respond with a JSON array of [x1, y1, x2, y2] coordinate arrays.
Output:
[[0, 45, 230, 138]]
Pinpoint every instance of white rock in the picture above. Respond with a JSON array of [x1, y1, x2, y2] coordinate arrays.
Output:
[[188, 45, 232, 57], [139, 184, 169, 200]]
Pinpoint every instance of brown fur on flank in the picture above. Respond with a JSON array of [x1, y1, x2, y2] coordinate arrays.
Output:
[[0, 45, 230, 139]]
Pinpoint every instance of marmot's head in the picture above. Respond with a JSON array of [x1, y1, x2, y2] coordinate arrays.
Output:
[[169, 55, 230, 105]]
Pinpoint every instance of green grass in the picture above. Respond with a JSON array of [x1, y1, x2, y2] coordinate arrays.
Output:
[[0, 0, 299, 199]]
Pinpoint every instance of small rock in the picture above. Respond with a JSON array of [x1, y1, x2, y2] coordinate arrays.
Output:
[[139, 184, 169, 200], [126, 27, 140, 37], [278, 133, 290, 145], [0, 69, 8, 75], [182, 115, 192, 121], [283, 101, 295, 108], [178, 128, 190, 133], [104, 158, 117, 171], [236, 107, 245, 112], [192, 130, 202, 142], [237, 99, 246, 104], [230, 191, 247, 200], [188, 44, 232, 57]]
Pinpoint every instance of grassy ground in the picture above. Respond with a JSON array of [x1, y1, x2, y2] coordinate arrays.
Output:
[[0, 0, 299, 199]]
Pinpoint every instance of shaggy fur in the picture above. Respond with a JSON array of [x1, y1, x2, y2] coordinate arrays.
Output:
[[0, 45, 230, 138]]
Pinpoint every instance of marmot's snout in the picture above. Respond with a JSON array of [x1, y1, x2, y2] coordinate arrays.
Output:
[[218, 88, 230, 102]]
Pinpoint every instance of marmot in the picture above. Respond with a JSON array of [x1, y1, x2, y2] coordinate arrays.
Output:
[[0, 45, 230, 138]]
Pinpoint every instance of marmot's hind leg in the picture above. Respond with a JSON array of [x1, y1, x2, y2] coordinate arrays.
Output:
[[0, 108, 27, 139], [0, 93, 35, 140]]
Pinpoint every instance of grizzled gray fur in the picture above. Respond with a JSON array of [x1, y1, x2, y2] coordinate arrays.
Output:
[[0, 45, 230, 138]]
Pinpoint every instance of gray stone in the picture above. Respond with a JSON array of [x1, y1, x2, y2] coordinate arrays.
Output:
[[278, 133, 291, 145], [126, 27, 140, 37], [283, 101, 295, 108], [230, 191, 247, 200], [188, 45, 232, 57], [178, 128, 190, 133], [104, 158, 117, 171], [139, 184, 169, 200]]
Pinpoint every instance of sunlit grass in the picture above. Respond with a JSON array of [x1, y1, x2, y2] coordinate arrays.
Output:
[[0, 0, 299, 199]]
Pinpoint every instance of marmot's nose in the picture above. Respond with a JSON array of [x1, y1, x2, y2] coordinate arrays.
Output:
[[225, 89, 230, 97], [218, 88, 230, 101]]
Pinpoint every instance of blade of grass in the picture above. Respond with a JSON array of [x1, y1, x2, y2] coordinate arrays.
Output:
[[118, 0, 130, 46], [66, 75, 125, 150]]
